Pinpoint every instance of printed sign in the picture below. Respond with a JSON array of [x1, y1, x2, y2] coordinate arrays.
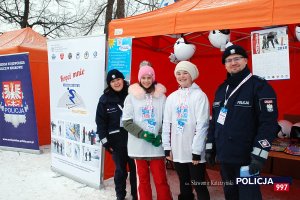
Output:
[[48, 35, 106, 188], [0, 53, 39, 150]]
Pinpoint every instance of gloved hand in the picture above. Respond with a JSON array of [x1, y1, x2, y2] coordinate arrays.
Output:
[[205, 150, 216, 166], [140, 131, 155, 143], [102, 142, 113, 154], [249, 155, 265, 175], [152, 135, 162, 147]]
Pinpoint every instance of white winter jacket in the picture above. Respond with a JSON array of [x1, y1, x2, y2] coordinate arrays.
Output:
[[162, 83, 210, 163], [122, 83, 166, 158]]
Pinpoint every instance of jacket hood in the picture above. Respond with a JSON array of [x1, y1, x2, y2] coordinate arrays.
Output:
[[179, 82, 201, 91], [128, 83, 166, 99]]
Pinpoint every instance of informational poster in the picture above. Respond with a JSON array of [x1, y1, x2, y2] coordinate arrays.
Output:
[[47, 35, 106, 189], [251, 27, 290, 80], [107, 37, 132, 81], [0, 53, 39, 152]]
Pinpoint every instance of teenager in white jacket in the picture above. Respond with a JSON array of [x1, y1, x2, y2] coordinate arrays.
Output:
[[122, 64, 172, 200], [162, 61, 210, 200]]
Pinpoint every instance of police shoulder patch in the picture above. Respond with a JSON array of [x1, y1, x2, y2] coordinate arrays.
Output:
[[258, 139, 271, 148], [265, 99, 274, 112]]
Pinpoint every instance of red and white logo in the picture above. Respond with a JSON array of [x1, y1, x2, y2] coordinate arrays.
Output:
[[1, 81, 29, 128], [2, 81, 23, 107]]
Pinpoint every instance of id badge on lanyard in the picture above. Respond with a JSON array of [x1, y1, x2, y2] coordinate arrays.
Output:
[[176, 120, 185, 134], [217, 73, 252, 126], [217, 107, 227, 125], [176, 104, 187, 134]]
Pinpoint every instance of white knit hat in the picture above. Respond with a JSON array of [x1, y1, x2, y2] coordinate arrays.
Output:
[[174, 61, 199, 81]]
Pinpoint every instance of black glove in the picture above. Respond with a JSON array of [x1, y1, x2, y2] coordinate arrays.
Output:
[[192, 154, 201, 161], [165, 150, 171, 157], [249, 155, 265, 175], [102, 142, 113, 154], [205, 150, 216, 166]]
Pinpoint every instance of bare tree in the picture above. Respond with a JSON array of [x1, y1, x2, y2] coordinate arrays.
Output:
[[0, 0, 95, 38], [0, 0, 161, 38], [116, 0, 124, 19], [103, 0, 159, 36], [104, 0, 114, 35]]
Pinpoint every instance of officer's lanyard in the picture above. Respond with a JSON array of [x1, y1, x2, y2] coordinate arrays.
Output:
[[178, 87, 189, 106], [224, 73, 252, 107], [145, 94, 153, 117]]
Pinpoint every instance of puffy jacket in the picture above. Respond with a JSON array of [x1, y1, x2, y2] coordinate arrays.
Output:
[[206, 67, 278, 165]]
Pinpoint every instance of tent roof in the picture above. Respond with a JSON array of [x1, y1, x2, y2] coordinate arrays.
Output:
[[109, 0, 300, 39], [0, 27, 47, 50]]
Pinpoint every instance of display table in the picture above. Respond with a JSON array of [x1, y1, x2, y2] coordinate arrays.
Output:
[[269, 151, 300, 161], [267, 151, 300, 179]]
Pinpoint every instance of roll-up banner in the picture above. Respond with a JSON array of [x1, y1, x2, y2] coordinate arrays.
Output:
[[47, 35, 106, 189], [0, 53, 39, 153]]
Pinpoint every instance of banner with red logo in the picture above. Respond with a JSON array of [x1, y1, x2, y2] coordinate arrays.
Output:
[[251, 27, 290, 80], [0, 53, 39, 151], [47, 36, 106, 189]]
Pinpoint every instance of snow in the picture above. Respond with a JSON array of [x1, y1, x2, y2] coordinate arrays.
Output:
[[0, 145, 224, 200]]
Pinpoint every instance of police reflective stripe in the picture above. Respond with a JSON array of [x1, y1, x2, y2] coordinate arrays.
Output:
[[117, 104, 123, 111], [109, 130, 120, 134], [206, 143, 213, 150], [260, 149, 269, 159], [252, 147, 261, 155], [101, 137, 107, 144], [252, 147, 269, 159]]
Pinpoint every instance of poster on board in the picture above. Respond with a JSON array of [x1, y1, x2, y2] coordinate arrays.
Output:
[[47, 35, 106, 188], [107, 37, 132, 82], [0, 53, 39, 152], [251, 27, 290, 80]]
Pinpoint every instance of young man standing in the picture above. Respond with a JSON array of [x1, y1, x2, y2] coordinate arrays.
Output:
[[205, 44, 279, 200]]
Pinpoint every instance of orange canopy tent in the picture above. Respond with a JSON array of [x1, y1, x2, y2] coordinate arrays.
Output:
[[0, 27, 50, 146]]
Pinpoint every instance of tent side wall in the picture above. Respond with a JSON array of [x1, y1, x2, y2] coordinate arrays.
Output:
[[19, 47, 51, 145]]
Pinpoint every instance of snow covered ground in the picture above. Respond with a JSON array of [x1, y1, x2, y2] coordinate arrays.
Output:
[[0, 145, 224, 200]]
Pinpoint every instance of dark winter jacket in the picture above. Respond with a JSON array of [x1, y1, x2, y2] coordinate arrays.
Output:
[[96, 85, 128, 150], [206, 67, 278, 165]]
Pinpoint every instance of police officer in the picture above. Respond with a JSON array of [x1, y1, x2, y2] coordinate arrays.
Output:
[[205, 44, 279, 200], [96, 69, 137, 200]]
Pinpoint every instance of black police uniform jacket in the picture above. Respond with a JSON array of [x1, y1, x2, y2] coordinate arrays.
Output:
[[96, 89, 128, 149], [207, 67, 278, 165]]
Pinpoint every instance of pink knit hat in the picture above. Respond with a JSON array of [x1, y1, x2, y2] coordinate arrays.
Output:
[[138, 66, 155, 82]]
